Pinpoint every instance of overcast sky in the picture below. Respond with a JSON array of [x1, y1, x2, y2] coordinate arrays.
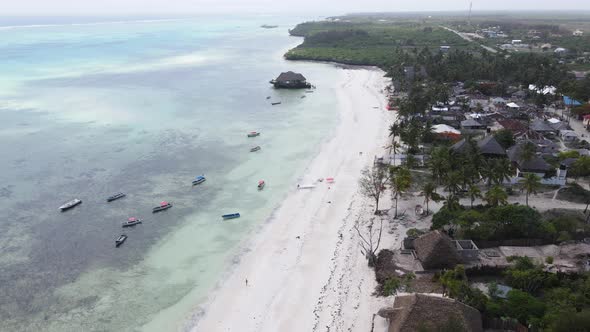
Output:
[[3, 0, 590, 15]]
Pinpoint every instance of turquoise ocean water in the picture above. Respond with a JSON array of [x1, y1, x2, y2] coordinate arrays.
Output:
[[0, 15, 343, 331]]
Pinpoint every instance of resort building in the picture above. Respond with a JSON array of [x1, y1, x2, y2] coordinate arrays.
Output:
[[451, 136, 506, 158], [414, 230, 460, 270], [379, 293, 483, 332], [271, 71, 311, 89]]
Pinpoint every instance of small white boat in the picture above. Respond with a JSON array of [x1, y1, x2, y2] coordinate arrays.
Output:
[[59, 199, 82, 211], [247, 131, 260, 137], [297, 184, 316, 189], [250, 146, 261, 152]]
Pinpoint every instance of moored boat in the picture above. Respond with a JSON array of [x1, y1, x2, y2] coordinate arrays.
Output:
[[152, 201, 172, 213], [59, 199, 82, 211], [192, 175, 206, 185], [115, 234, 127, 247], [271, 102, 281, 105], [107, 192, 126, 202], [122, 217, 142, 227], [222, 213, 240, 220], [247, 131, 260, 137], [258, 180, 265, 190], [250, 146, 261, 152]]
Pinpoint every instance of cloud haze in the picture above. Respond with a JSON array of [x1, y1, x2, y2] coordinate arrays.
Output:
[[3, 0, 590, 15]]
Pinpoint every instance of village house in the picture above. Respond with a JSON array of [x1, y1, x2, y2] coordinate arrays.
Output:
[[378, 293, 483, 332], [573, 29, 584, 36], [495, 119, 528, 137], [560, 130, 578, 141], [506, 102, 520, 111], [270, 71, 311, 89], [530, 118, 557, 137], [460, 118, 487, 131], [547, 117, 570, 132]]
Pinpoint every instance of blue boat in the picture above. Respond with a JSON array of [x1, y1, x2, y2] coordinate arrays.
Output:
[[192, 175, 206, 185], [222, 213, 240, 220]]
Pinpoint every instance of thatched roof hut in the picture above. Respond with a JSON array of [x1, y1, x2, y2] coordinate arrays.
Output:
[[379, 293, 483, 332], [414, 231, 460, 270]]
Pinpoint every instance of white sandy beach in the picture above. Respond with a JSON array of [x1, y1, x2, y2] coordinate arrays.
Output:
[[191, 68, 393, 332]]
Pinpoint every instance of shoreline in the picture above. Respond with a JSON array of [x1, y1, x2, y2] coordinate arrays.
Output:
[[189, 67, 391, 331]]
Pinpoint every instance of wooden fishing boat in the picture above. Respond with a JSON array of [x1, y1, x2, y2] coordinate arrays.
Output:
[[153, 201, 172, 213], [271, 102, 281, 105], [107, 193, 126, 202], [122, 217, 142, 227], [222, 213, 240, 220], [250, 146, 261, 152], [192, 175, 206, 185], [115, 234, 127, 247], [247, 131, 260, 137]]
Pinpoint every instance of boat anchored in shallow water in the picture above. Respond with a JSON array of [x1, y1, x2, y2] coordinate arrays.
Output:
[[222, 213, 240, 220], [59, 199, 82, 211], [250, 146, 261, 152], [122, 217, 142, 227], [247, 131, 260, 137], [152, 201, 172, 213], [107, 192, 126, 202], [258, 180, 265, 190], [116, 234, 127, 247], [192, 175, 206, 185]]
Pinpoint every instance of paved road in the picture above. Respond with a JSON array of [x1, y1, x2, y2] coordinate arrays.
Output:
[[442, 26, 498, 53]]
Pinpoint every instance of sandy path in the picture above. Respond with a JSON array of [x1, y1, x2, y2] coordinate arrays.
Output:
[[191, 68, 390, 332]]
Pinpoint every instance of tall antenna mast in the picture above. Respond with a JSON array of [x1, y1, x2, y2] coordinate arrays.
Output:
[[468, 1, 473, 26]]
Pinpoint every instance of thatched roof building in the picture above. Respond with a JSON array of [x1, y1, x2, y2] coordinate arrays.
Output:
[[379, 293, 483, 332], [451, 136, 506, 157], [271, 71, 311, 89], [414, 231, 460, 270]]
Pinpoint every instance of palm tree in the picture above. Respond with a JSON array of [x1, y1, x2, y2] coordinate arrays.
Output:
[[429, 147, 450, 184], [492, 158, 513, 185], [443, 194, 461, 211], [521, 142, 537, 162], [485, 185, 508, 207], [388, 122, 401, 156], [520, 173, 541, 207], [444, 171, 463, 196], [391, 141, 401, 166], [391, 167, 412, 217], [421, 182, 440, 215], [467, 184, 482, 208], [480, 160, 496, 187]]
